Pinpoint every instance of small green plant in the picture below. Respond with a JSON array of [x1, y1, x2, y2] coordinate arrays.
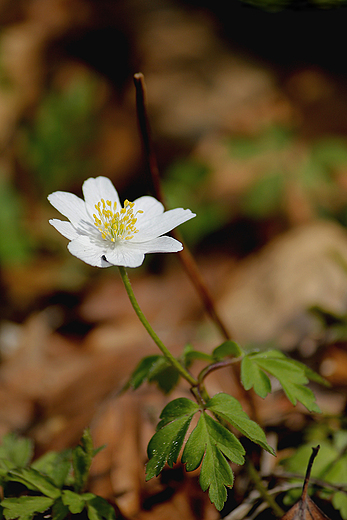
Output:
[[128, 343, 325, 510], [46, 175, 328, 513], [18, 72, 100, 195], [0, 429, 115, 520]]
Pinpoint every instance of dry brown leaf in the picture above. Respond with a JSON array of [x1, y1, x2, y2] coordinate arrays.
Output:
[[219, 221, 347, 351]]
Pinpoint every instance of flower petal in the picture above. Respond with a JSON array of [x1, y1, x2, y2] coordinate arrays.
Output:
[[132, 196, 164, 222], [102, 244, 145, 268], [82, 176, 120, 217], [135, 208, 195, 242], [49, 219, 79, 240], [68, 236, 113, 267], [48, 191, 90, 227], [131, 236, 183, 253]]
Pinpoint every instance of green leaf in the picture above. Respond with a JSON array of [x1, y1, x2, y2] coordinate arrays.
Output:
[[0, 434, 33, 468], [128, 355, 180, 393], [241, 355, 271, 398], [146, 398, 199, 480], [6, 468, 60, 499], [72, 429, 94, 493], [212, 341, 243, 361], [128, 355, 162, 389], [241, 350, 321, 412], [181, 344, 213, 367], [62, 489, 85, 514], [205, 393, 275, 455], [182, 412, 245, 510], [242, 172, 284, 218], [52, 497, 70, 520], [0, 178, 32, 266], [86, 496, 116, 520], [147, 357, 180, 394], [332, 492, 347, 520], [287, 358, 330, 387], [1, 496, 54, 520], [31, 450, 72, 489]]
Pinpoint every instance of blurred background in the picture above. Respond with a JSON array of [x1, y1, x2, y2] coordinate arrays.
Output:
[[1, 0, 347, 518]]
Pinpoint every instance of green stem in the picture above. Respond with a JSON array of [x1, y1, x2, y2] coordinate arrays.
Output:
[[118, 266, 198, 387], [246, 459, 285, 517]]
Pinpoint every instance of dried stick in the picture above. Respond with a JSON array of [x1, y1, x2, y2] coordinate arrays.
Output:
[[133, 72, 231, 341]]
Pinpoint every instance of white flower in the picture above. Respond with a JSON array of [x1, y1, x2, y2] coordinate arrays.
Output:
[[48, 176, 196, 268]]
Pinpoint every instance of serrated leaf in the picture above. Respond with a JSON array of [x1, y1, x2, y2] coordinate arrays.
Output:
[[32, 450, 72, 489], [205, 393, 275, 455], [72, 429, 94, 493], [129, 355, 180, 393], [212, 341, 243, 360], [6, 468, 60, 499], [1, 496, 54, 520], [182, 412, 244, 510], [62, 489, 85, 514], [287, 359, 330, 387], [72, 446, 91, 493], [86, 496, 116, 520], [81, 428, 94, 457], [128, 355, 161, 389], [146, 398, 199, 479], [242, 351, 321, 412], [147, 357, 180, 394], [332, 492, 347, 519], [0, 434, 33, 468], [181, 345, 213, 367], [52, 497, 70, 520], [156, 397, 200, 429], [241, 355, 271, 398]]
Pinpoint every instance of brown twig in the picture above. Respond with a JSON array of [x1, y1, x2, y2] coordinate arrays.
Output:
[[302, 445, 320, 502], [133, 72, 232, 341], [197, 357, 242, 386]]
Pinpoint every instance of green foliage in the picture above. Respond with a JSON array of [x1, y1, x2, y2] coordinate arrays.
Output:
[[0, 430, 116, 520], [241, 350, 322, 412], [182, 412, 243, 510], [0, 177, 32, 265], [31, 450, 73, 489], [283, 425, 347, 519], [181, 343, 214, 366], [0, 434, 33, 470], [128, 341, 244, 395], [228, 126, 290, 158], [235, 132, 347, 221], [2, 496, 54, 520], [19, 73, 100, 193], [205, 393, 275, 455], [128, 354, 180, 393], [163, 159, 228, 245], [146, 394, 274, 510], [212, 340, 243, 361], [242, 172, 284, 218], [146, 398, 199, 479], [72, 428, 94, 493], [130, 339, 322, 511], [309, 305, 347, 342]]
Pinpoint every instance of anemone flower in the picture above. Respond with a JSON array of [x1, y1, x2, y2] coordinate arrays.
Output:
[[48, 176, 195, 268]]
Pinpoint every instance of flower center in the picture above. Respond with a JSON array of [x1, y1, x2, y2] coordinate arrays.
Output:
[[93, 199, 143, 242]]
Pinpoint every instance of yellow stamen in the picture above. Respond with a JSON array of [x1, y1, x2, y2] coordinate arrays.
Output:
[[93, 198, 143, 243]]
